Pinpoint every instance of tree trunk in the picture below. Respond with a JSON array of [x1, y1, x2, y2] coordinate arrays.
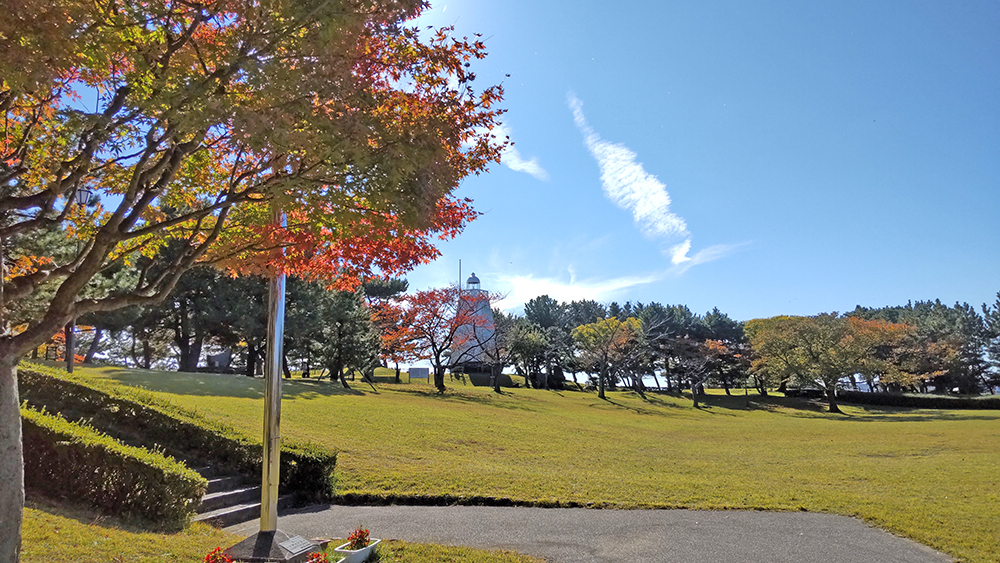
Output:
[[691, 380, 700, 408], [142, 339, 153, 370], [282, 354, 291, 379], [434, 366, 446, 392], [64, 323, 75, 373], [723, 381, 731, 395], [598, 363, 606, 399], [336, 364, 350, 388], [491, 364, 501, 393], [827, 388, 841, 413], [394, 363, 400, 384], [84, 327, 103, 363], [130, 333, 137, 368], [186, 334, 204, 372], [246, 341, 257, 377], [177, 338, 190, 371], [0, 359, 24, 563]]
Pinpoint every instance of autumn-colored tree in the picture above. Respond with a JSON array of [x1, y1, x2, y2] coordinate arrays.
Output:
[[746, 314, 916, 413], [848, 300, 988, 393], [361, 277, 413, 381], [372, 300, 420, 383], [404, 285, 498, 392], [0, 1, 505, 556]]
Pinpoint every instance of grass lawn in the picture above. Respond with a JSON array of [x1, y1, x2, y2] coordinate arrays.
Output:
[[339, 540, 539, 563], [52, 363, 1000, 563], [22, 499, 237, 563]]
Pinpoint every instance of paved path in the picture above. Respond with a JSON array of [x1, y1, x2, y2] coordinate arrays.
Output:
[[226, 505, 953, 563]]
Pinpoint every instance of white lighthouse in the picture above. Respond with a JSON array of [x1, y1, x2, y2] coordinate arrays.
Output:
[[451, 273, 496, 375]]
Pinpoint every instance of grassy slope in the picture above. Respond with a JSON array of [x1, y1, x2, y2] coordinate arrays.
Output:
[[22, 500, 237, 563], [70, 364, 1000, 563]]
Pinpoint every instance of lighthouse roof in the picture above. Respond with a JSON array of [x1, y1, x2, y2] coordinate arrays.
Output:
[[467, 273, 480, 285]]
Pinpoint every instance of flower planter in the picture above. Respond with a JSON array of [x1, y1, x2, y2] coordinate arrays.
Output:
[[333, 538, 380, 563]]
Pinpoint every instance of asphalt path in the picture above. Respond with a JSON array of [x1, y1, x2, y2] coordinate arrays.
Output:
[[226, 505, 954, 563]]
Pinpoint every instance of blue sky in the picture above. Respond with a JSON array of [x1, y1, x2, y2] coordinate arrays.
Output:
[[406, 0, 1000, 321]]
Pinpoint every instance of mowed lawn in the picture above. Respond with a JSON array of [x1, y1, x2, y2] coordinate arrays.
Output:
[[78, 365, 1000, 563]]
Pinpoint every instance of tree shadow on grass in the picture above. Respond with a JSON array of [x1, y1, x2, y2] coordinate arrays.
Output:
[[389, 386, 543, 412], [24, 495, 185, 535], [98, 366, 365, 399], [588, 395, 685, 417], [831, 405, 1000, 423], [682, 391, 838, 415]]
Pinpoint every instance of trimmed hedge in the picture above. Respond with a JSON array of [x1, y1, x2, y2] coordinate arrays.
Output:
[[18, 363, 337, 500], [838, 389, 1000, 410], [21, 406, 206, 524]]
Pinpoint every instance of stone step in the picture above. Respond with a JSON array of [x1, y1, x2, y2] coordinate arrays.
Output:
[[200, 486, 262, 513], [191, 465, 217, 478], [192, 495, 295, 528], [207, 476, 244, 494], [193, 501, 261, 528]]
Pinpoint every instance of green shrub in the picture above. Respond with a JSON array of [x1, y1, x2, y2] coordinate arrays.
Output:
[[18, 363, 337, 501], [838, 390, 1000, 409], [21, 406, 206, 525]]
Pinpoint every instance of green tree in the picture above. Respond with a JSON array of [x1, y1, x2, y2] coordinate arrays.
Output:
[[284, 277, 332, 378], [564, 299, 607, 329], [524, 295, 565, 329], [983, 293, 1000, 392], [315, 289, 379, 388], [572, 317, 643, 399], [508, 318, 548, 389]]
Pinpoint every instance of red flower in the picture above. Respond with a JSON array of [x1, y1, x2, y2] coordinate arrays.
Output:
[[346, 526, 370, 550], [204, 547, 233, 563]]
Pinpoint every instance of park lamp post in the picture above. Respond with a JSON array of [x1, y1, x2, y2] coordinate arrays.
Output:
[[65, 187, 93, 374]]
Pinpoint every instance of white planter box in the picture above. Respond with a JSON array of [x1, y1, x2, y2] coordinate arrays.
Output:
[[333, 538, 380, 563]]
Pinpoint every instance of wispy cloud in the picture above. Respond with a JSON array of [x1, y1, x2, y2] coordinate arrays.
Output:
[[494, 123, 549, 181], [667, 242, 750, 274], [569, 93, 687, 240], [493, 271, 661, 311]]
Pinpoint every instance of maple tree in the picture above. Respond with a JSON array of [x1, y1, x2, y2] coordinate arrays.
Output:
[[404, 285, 499, 392], [361, 277, 414, 381], [373, 301, 420, 382], [0, 0, 505, 557]]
